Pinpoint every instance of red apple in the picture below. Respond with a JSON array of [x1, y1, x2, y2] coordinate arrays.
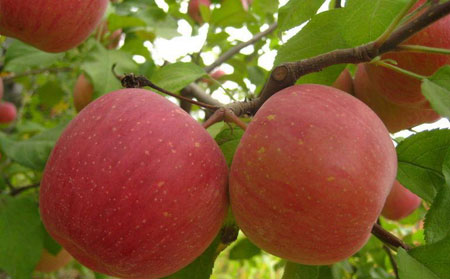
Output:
[[354, 64, 440, 133], [188, 0, 211, 24], [0, 101, 16, 123], [35, 249, 73, 273], [363, 2, 450, 106], [0, 0, 109, 53], [73, 74, 94, 113], [332, 68, 354, 95], [95, 20, 123, 49], [230, 84, 397, 265], [40, 89, 228, 278], [202, 70, 226, 85], [381, 180, 421, 221]]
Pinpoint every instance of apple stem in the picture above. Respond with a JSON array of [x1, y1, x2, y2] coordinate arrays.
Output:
[[203, 108, 248, 130], [374, 60, 427, 80], [115, 70, 220, 111], [371, 223, 411, 251], [383, 245, 399, 278], [395, 44, 450, 55], [374, 0, 418, 48]]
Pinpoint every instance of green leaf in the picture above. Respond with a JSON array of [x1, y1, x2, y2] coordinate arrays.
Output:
[[137, 8, 180, 39], [206, 123, 225, 139], [407, 235, 450, 279], [396, 129, 450, 203], [107, 13, 147, 30], [0, 121, 68, 171], [282, 262, 332, 279], [214, 126, 245, 166], [42, 229, 61, 256], [4, 40, 64, 73], [210, 0, 254, 27], [275, 0, 408, 85], [228, 238, 261, 260], [82, 41, 138, 98], [342, 0, 409, 45], [397, 248, 440, 279], [36, 81, 65, 108], [162, 236, 220, 279], [278, 0, 325, 34], [0, 195, 44, 279], [422, 66, 450, 119], [252, 0, 279, 18], [151, 62, 206, 93], [424, 185, 450, 244]]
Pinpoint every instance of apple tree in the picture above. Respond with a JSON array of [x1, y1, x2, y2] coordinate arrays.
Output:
[[0, 0, 450, 278]]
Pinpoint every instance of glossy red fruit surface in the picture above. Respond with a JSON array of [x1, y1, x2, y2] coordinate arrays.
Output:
[[0, 0, 108, 52], [40, 89, 228, 278], [364, 3, 450, 106], [0, 102, 16, 123], [354, 64, 440, 133], [230, 84, 397, 265], [382, 180, 421, 221]]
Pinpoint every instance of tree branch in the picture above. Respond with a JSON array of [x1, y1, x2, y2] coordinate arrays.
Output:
[[383, 245, 399, 278], [204, 22, 278, 73], [371, 223, 411, 251], [10, 183, 40, 196], [222, 1, 450, 116], [181, 23, 277, 113], [3, 67, 72, 82]]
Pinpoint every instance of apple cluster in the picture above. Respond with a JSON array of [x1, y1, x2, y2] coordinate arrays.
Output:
[[1, 0, 446, 277]]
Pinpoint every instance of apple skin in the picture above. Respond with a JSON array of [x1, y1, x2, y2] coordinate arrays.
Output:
[[73, 74, 94, 113], [40, 89, 228, 279], [0, 0, 108, 53], [0, 102, 16, 123], [381, 180, 421, 221], [230, 84, 397, 265], [188, 0, 211, 24], [354, 64, 440, 133], [363, 5, 450, 106], [35, 249, 73, 273], [332, 69, 354, 95]]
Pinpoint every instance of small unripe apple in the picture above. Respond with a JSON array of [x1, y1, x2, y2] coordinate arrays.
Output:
[[230, 84, 397, 265], [364, 2, 450, 106], [34, 249, 73, 273], [73, 74, 94, 112], [332, 69, 354, 95], [40, 89, 228, 278], [188, 0, 211, 24], [0, 101, 16, 124], [381, 180, 421, 221], [0, 0, 108, 53], [354, 64, 440, 133]]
